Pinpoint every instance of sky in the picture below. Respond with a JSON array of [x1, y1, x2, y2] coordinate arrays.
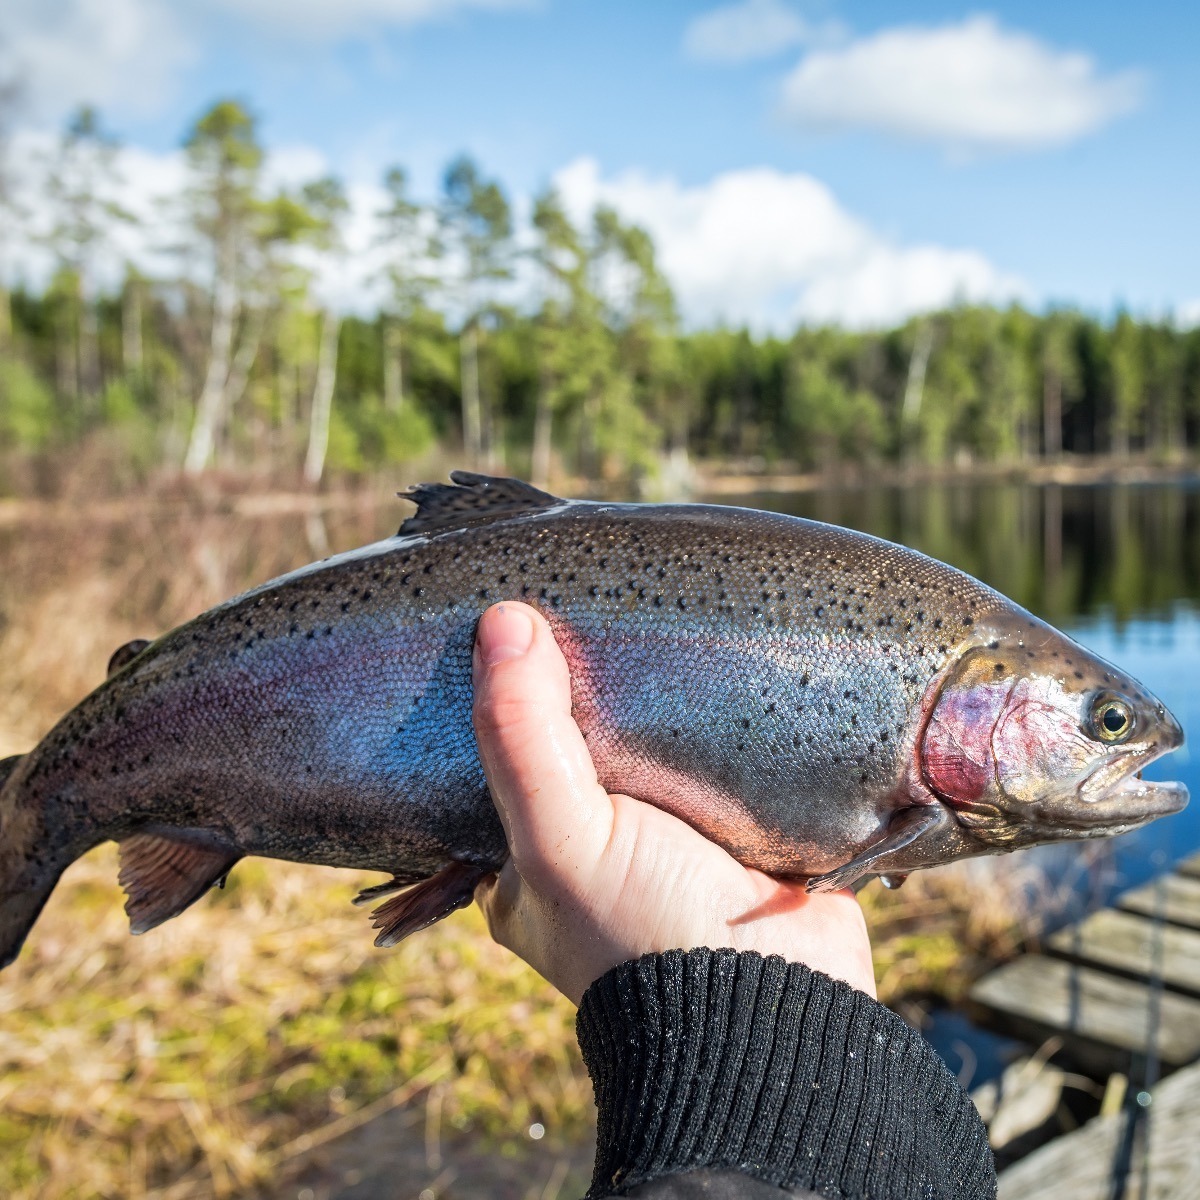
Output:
[[2, 0, 1198, 331]]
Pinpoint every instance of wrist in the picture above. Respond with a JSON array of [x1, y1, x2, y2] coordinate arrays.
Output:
[[577, 948, 995, 1199]]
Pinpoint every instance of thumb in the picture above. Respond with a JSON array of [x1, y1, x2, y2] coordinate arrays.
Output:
[[471, 603, 614, 888]]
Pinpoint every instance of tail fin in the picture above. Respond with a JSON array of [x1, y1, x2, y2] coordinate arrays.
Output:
[[0, 754, 68, 971]]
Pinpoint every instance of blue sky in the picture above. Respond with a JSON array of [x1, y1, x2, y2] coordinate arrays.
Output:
[[4, 0, 1198, 328]]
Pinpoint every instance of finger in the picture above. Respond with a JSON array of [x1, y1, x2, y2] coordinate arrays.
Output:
[[472, 603, 614, 884]]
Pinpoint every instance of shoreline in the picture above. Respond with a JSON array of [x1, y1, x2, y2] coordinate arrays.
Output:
[[696, 456, 1200, 497], [2, 457, 1198, 528]]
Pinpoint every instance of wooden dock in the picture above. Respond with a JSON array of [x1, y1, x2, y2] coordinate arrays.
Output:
[[969, 850, 1200, 1079], [967, 851, 1200, 1194], [996, 1056, 1200, 1199]]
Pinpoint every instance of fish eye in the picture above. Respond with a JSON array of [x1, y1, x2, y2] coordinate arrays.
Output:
[[1090, 695, 1135, 744]]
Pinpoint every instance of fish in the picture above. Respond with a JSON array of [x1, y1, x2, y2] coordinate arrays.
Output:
[[0, 472, 1187, 969]]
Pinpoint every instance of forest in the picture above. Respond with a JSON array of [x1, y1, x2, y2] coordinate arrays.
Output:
[[2, 99, 1200, 496]]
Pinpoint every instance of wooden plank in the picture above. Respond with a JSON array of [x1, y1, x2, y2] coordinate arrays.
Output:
[[969, 956, 1200, 1075], [1178, 851, 1200, 881], [998, 1058, 1200, 1199], [1117, 873, 1200, 931], [971, 1057, 1065, 1153], [1047, 908, 1200, 998]]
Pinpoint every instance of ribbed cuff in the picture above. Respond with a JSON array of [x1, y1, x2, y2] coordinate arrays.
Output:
[[577, 949, 995, 1200]]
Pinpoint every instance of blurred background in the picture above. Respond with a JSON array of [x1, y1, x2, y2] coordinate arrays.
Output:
[[1, 1, 1198, 1197]]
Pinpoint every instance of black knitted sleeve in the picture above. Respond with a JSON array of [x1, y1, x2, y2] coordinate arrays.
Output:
[[576, 949, 995, 1200]]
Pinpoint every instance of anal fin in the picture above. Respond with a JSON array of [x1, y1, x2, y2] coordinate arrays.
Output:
[[806, 806, 946, 894], [118, 833, 241, 934], [369, 861, 492, 947]]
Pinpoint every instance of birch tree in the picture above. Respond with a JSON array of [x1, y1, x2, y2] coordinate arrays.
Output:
[[529, 189, 609, 486], [182, 101, 263, 474], [301, 175, 349, 485], [1110, 312, 1144, 457], [439, 156, 512, 466], [41, 106, 131, 409], [375, 166, 434, 414], [0, 69, 22, 349]]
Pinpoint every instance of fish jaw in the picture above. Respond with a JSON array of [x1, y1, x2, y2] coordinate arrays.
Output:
[[1048, 742, 1189, 832], [919, 616, 1188, 849]]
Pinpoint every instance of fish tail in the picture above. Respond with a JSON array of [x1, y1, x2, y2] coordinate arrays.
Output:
[[0, 754, 71, 971]]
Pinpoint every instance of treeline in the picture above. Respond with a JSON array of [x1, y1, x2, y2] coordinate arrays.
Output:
[[2, 100, 1200, 496]]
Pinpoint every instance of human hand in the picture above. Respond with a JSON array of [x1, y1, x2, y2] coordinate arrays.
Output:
[[470, 602, 877, 1006]]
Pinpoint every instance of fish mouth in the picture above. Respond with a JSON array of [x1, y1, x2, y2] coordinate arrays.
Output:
[[1063, 747, 1189, 830]]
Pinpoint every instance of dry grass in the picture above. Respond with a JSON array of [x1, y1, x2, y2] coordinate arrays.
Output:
[[0, 498, 1029, 1199], [0, 851, 588, 1199]]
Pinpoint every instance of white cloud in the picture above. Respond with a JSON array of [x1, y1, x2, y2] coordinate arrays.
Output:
[[683, 0, 812, 65], [2, 131, 1022, 331], [1178, 300, 1200, 330], [0, 132, 409, 314], [0, 0, 534, 123], [2, 0, 194, 121], [780, 14, 1144, 153], [553, 157, 1024, 331]]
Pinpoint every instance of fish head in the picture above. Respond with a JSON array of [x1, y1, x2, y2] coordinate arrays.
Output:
[[920, 622, 1187, 849]]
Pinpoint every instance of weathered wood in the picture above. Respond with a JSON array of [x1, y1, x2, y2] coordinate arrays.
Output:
[[969, 956, 1200, 1076], [997, 1057, 1200, 1199], [1117, 873, 1200, 931], [972, 1057, 1066, 1152], [1048, 908, 1200, 998], [1177, 851, 1200, 881]]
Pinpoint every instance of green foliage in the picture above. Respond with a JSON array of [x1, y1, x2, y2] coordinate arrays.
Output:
[[4, 98, 1200, 490], [326, 393, 436, 472], [0, 359, 56, 450]]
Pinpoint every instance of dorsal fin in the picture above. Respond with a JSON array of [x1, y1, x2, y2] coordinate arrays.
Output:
[[397, 471, 565, 536], [107, 639, 152, 678]]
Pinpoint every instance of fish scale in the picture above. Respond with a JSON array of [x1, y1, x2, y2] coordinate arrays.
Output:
[[0, 472, 1187, 967]]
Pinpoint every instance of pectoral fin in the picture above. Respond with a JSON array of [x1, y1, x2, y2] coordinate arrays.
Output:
[[369, 861, 492, 947], [806, 806, 947, 893], [118, 832, 241, 934]]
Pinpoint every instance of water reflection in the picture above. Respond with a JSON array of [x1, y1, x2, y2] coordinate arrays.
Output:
[[747, 481, 1200, 625]]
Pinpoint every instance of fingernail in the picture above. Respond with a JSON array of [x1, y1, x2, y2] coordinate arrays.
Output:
[[477, 604, 535, 666]]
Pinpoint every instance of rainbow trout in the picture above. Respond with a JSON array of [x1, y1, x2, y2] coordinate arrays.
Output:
[[0, 473, 1187, 967]]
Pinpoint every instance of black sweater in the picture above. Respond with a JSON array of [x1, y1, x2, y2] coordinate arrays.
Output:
[[576, 949, 996, 1200]]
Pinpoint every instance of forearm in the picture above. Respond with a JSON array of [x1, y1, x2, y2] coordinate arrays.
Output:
[[578, 949, 996, 1200]]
